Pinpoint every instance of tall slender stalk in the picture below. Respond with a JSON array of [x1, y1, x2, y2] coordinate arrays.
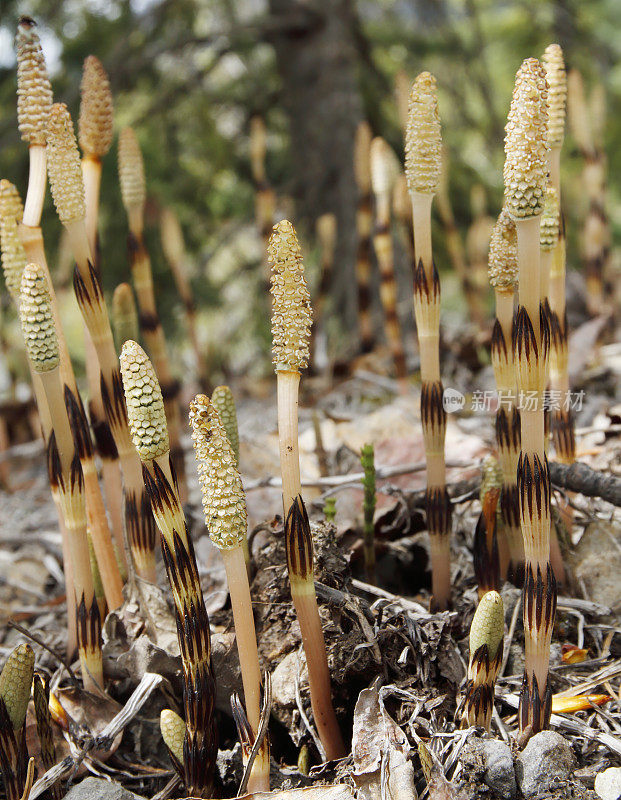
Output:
[[504, 58, 556, 738], [269, 220, 345, 761], [46, 103, 157, 583], [461, 591, 504, 731], [405, 72, 452, 610], [370, 137, 407, 385], [0, 179, 78, 654], [488, 208, 523, 584], [543, 46, 575, 470], [118, 128, 187, 500], [353, 122, 375, 354], [189, 396, 269, 792], [20, 263, 103, 691], [112, 282, 139, 352], [160, 206, 209, 388], [78, 55, 126, 565], [120, 341, 217, 797]]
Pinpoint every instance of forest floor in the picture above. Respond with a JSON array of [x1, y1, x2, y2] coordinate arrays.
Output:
[[1, 325, 620, 800]]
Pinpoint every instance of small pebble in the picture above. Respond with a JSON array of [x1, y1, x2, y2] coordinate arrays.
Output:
[[595, 767, 621, 800]]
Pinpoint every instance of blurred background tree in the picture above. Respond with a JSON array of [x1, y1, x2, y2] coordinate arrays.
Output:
[[0, 0, 618, 383]]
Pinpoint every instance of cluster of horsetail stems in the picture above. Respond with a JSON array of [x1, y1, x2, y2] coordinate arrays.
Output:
[[504, 58, 556, 738], [461, 591, 504, 731], [488, 208, 524, 585], [46, 101, 158, 584], [369, 137, 407, 385], [118, 127, 187, 500], [269, 220, 345, 761], [473, 456, 503, 598], [353, 121, 375, 354], [189, 395, 270, 792], [19, 263, 104, 691], [120, 341, 217, 797], [567, 69, 609, 316], [160, 206, 209, 389], [360, 443, 377, 583], [405, 71, 452, 611], [0, 644, 34, 800], [78, 54, 127, 562], [543, 46, 576, 468]]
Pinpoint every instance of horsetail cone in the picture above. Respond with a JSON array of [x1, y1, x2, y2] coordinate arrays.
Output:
[[118, 128, 146, 214], [462, 590, 504, 730], [189, 395, 247, 550], [269, 220, 312, 373], [78, 56, 114, 158], [112, 283, 139, 349], [0, 645, 35, 732], [19, 263, 59, 373], [405, 72, 442, 195], [119, 340, 169, 462], [540, 187, 560, 252], [542, 45, 567, 148], [503, 59, 549, 219], [488, 209, 518, 290], [47, 103, 86, 224], [160, 709, 185, 767], [210, 386, 240, 465], [16, 17, 53, 146], [470, 590, 504, 662], [0, 181, 27, 301]]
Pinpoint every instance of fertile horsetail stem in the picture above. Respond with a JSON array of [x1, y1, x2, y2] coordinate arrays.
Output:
[[112, 283, 139, 352], [0, 644, 34, 800], [542, 46, 575, 469], [0, 179, 80, 653], [504, 58, 556, 738], [473, 457, 503, 597], [269, 223, 344, 760], [406, 72, 452, 610], [269, 219, 312, 515], [360, 443, 377, 584], [20, 264, 103, 691], [120, 341, 218, 796], [47, 102, 156, 585], [488, 208, 523, 585], [189, 396, 269, 792], [461, 591, 504, 731], [118, 127, 187, 498], [353, 121, 375, 354], [370, 137, 407, 384], [15, 16, 52, 228], [160, 207, 209, 388], [211, 385, 240, 465]]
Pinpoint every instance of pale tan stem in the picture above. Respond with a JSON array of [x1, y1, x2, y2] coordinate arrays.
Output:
[[419, 334, 440, 382], [516, 217, 541, 340], [220, 547, 269, 792], [540, 250, 553, 303], [81, 157, 101, 259], [291, 585, 346, 760], [22, 145, 47, 227], [277, 370, 301, 516], [520, 408, 545, 465], [101, 460, 127, 572], [496, 290, 514, 349], [411, 192, 434, 278]]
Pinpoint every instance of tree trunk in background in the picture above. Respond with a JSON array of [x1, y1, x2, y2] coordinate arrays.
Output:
[[268, 0, 363, 333]]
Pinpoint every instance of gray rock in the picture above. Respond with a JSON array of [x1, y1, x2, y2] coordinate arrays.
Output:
[[64, 777, 145, 800], [516, 731, 576, 798], [475, 739, 517, 798], [595, 767, 621, 800]]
